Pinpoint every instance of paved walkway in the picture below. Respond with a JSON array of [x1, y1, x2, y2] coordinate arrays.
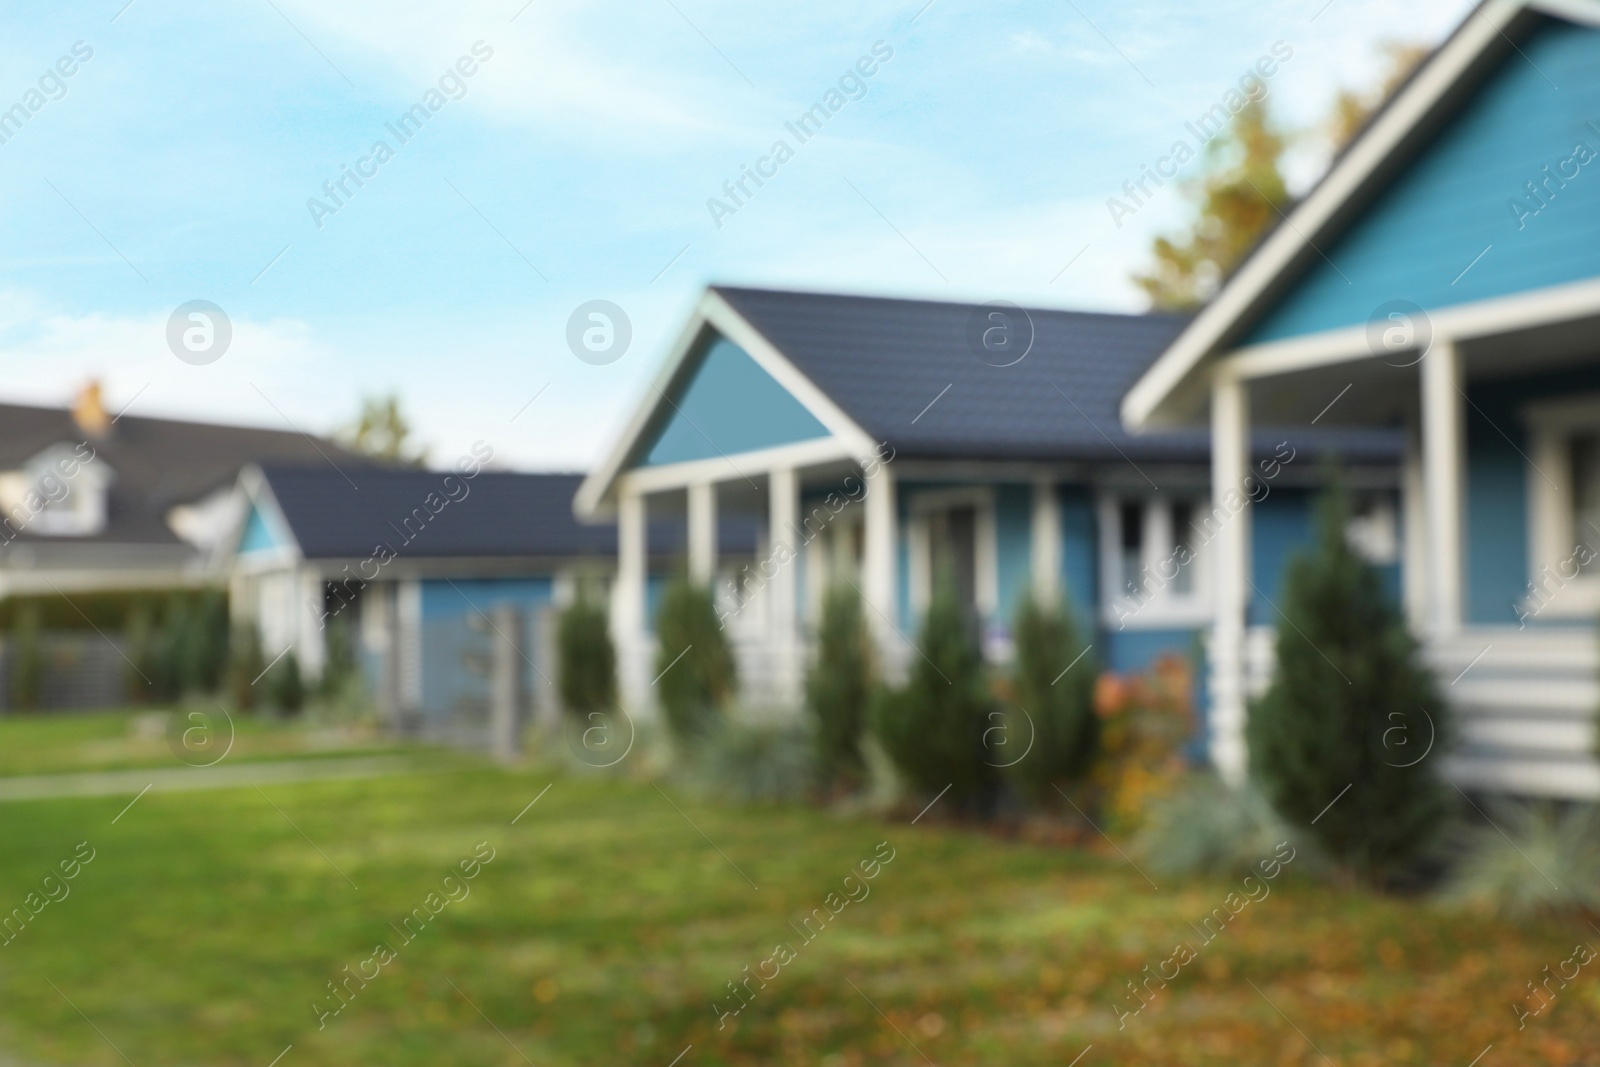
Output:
[[0, 755, 429, 803]]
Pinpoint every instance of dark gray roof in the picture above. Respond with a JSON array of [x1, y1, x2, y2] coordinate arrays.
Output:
[[712, 286, 1401, 464], [258, 467, 756, 561], [0, 402, 363, 547]]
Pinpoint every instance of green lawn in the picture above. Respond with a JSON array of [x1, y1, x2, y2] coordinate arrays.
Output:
[[0, 718, 1594, 1065], [0, 708, 409, 777]]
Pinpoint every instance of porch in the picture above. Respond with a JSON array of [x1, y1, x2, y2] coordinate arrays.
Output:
[[1199, 281, 1600, 796]]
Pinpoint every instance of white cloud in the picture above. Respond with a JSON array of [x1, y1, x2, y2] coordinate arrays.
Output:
[[0, 292, 351, 436]]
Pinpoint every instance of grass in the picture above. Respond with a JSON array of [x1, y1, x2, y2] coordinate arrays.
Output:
[[0, 715, 1596, 1065], [0, 707, 409, 777]]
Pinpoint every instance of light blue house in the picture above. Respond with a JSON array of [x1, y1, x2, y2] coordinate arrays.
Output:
[[1124, 0, 1600, 796], [575, 286, 1400, 724]]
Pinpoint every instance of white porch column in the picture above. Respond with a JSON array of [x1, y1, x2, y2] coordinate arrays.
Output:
[[688, 480, 717, 584], [1031, 474, 1061, 605], [1401, 420, 1429, 633], [768, 466, 800, 696], [863, 460, 900, 666], [1210, 375, 1251, 784], [1422, 338, 1465, 636], [612, 486, 648, 708]]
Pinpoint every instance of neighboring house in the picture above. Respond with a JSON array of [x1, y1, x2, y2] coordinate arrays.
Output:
[[575, 285, 1401, 721], [0, 383, 362, 598], [1123, 0, 1600, 796], [224, 464, 754, 736]]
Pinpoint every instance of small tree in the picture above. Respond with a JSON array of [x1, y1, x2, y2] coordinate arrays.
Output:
[[872, 574, 997, 809], [227, 623, 266, 712], [653, 575, 735, 742], [268, 651, 305, 715], [125, 600, 158, 704], [192, 591, 230, 693], [338, 394, 426, 466], [1006, 591, 1098, 804], [558, 592, 616, 718], [1247, 483, 1448, 884], [1134, 100, 1289, 310], [805, 583, 874, 791], [8, 604, 42, 710], [320, 616, 358, 699]]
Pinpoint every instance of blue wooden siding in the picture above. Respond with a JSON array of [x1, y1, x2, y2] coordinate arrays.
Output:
[[995, 483, 1032, 627], [1246, 16, 1600, 344], [640, 335, 831, 466], [1101, 627, 1196, 674], [1248, 490, 1315, 626], [238, 504, 284, 554], [645, 571, 669, 632], [1461, 363, 1600, 624], [1247, 488, 1402, 624], [418, 577, 555, 722], [1060, 486, 1098, 630]]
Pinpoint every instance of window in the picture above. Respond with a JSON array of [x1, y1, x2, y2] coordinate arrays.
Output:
[[1170, 500, 1197, 595], [1572, 433, 1600, 574], [1099, 494, 1211, 628], [906, 488, 997, 625], [0, 443, 109, 537], [1118, 500, 1144, 597], [929, 504, 978, 612], [1345, 492, 1399, 565], [1523, 396, 1600, 618]]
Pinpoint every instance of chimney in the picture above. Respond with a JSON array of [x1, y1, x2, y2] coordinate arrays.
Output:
[[72, 380, 112, 439]]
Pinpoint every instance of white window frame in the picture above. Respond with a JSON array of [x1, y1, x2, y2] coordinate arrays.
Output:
[[1523, 393, 1600, 618], [1097, 492, 1213, 629], [905, 487, 998, 620]]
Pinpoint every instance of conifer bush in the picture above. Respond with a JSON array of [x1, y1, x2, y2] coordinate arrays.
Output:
[[1006, 591, 1098, 803], [320, 615, 358, 699], [1246, 484, 1448, 884], [653, 574, 736, 742], [872, 574, 997, 808], [558, 591, 616, 718], [8, 604, 42, 710], [268, 650, 305, 715], [227, 622, 266, 711], [805, 583, 873, 791]]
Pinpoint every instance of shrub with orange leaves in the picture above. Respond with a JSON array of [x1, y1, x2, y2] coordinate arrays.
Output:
[[1090, 654, 1195, 834]]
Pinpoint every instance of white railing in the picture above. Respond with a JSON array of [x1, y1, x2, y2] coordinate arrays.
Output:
[[1208, 623, 1600, 799]]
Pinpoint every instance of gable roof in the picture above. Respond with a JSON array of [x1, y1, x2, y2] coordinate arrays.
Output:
[[712, 286, 1203, 462], [0, 401, 362, 547], [250, 466, 757, 562], [252, 468, 614, 561], [576, 284, 1403, 515], [1122, 0, 1600, 428]]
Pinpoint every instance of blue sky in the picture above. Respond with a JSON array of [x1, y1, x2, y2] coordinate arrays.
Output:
[[0, 0, 1472, 469]]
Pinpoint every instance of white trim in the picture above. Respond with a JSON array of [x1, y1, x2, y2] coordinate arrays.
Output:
[[1402, 422, 1429, 631], [1209, 376, 1250, 783], [574, 288, 877, 517], [701, 290, 879, 455], [1422, 339, 1465, 635], [226, 466, 304, 573], [1031, 476, 1061, 604], [1217, 277, 1600, 386], [688, 480, 717, 582], [862, 462, 899, 666], [1522, 394, 1600, 618], [619, 436, 853, 496], [1531, 0, 1600, 29], [398, 577, 422, 712], [1122, 0, 1530, 428], [1096, 492, 1214, 630], [904, 486, 999, 619]]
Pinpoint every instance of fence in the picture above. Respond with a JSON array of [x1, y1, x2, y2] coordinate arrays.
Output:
[[0, 631, 134, 712]]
